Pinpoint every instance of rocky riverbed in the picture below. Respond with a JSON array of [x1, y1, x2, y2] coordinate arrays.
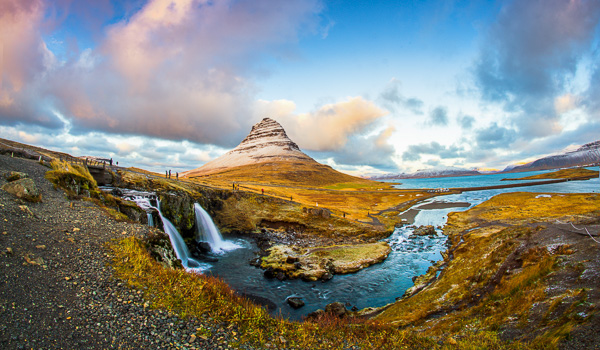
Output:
[[0, 155, 251, 349]]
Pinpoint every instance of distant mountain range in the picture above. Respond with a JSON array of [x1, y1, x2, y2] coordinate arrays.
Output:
[[369, 167, 481, 180], [505, 140, 600, 172], [370, 140, 600, 180]]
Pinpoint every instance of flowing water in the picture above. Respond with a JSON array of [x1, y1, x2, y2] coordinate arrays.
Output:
[[105, 169, 599, 320], [193, 203, 242, 253]]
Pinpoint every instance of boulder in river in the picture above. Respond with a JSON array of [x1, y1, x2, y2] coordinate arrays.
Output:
[[287, 297, 305, 309], [412, 225, 437, 236]]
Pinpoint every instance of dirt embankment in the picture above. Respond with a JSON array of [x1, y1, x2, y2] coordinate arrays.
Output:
[[0, 155, 244, 349]]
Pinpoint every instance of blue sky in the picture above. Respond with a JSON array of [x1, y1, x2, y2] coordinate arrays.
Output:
[[1, 0, 599, 174]]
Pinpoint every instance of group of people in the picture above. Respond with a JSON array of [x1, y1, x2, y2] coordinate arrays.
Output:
[[166, 170, 179, 180]]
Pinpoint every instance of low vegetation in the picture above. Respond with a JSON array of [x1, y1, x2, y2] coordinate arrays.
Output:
[[45, 159, 99, 198], [377, 192, 600, 347], [503, 167, 598, 181], [110, 236, 443, 349]]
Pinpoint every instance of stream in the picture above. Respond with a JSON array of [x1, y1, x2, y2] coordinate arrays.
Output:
[[107, 169, 599, 320]]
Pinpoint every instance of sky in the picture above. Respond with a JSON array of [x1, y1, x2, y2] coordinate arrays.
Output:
[[1, 0, 599, 175]]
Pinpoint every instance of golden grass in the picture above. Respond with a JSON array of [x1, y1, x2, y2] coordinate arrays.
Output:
[[455, 192, 600, 224], [184, 161, 372, 187], [109, 236, 443, 349], [45, 159, 98, 197], [375, 191, 600, 348], [507, 168, 598, 181]]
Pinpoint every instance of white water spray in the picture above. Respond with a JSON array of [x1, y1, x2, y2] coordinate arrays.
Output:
[[194, 203, 241, 253], [155, 200, 210, 271]]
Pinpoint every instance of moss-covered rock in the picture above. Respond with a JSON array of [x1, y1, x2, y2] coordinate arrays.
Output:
[[158, 191, 197, 238], [261, 242, 391, 281], [1, 178, 41, 202]]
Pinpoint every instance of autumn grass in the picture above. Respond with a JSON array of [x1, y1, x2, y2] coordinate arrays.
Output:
[[45, 159, 98, 198], [376, 192, 600, 348], [109, 236, 440, 349], [182, 160, 428, 228], [504, 167, 598, 181], [451, 192, 600, 225]]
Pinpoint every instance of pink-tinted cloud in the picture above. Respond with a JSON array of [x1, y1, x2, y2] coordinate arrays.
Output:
[[1, 0, 324, 147], [0, 0, 59, 126]]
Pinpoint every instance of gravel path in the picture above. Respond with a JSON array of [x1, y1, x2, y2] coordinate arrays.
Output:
[[0, 155, 245, 349]]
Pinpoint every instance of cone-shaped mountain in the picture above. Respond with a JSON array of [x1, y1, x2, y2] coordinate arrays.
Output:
[[182, 118, 370, 186]]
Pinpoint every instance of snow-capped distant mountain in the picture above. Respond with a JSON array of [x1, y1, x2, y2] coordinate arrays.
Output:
[[506, 141, 600, 172], [369, 167, 481, 180]]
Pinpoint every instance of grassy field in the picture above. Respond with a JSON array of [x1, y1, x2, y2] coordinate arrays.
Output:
[[504, 167, 599, 181]]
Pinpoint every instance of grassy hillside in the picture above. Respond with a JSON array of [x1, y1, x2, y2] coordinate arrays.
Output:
[[184, 160, 373, 187], [376, 192, 600, 347]]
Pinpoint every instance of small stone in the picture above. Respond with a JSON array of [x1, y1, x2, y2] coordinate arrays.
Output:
[[73, 228, 80, 232], [6, 247, 13, 255], [287, 297, 305, 309], [189, 334, 196, 343], [447, 337, 457, 345], [2, 231, 7, 235], [36, 245, 46, 249]]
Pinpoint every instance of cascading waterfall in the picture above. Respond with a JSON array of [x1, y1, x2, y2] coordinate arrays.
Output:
[[147, 213, 154, 227], [194, 203, 241, 253], [154, 200, 208, 271]]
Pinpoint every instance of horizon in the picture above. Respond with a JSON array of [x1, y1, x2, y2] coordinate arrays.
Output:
[[1, 0, 600, 175]]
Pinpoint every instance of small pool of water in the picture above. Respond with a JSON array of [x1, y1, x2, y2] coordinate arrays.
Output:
[[206, 208, 450, 320]]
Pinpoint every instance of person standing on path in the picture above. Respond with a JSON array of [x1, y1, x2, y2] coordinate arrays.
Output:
[[261, 188, 264, 195], [166, 170, 168, 178], [169, 170, 171, 179], [176, 172, 179, 180]]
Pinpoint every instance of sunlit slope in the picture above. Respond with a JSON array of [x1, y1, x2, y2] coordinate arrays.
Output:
[[185, 160, 375, 188]]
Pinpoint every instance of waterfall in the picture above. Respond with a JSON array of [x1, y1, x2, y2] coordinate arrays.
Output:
[[194, 203, 241, 253], [155, 200, 209, 271], [147, 212, 154, 227]]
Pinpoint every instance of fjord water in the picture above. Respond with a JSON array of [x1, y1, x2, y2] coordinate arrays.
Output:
[[386, 168, 600, 192]]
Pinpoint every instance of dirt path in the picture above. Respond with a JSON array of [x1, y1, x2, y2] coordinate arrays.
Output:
[[0, 155, 249, 349]]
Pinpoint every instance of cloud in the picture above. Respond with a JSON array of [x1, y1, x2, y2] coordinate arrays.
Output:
[[428, 106, 448, 126], [474, 0, 600, 138], [0, 0, 62, 128], [554, 94, 580, 115], [312, 125, 397, 169], [474, 122, 517, 150], [379, 78, 424, 114], [458, 115, 475, 129], [259, 96, 389, 152], [0, 0, 324, 148], [401, 141, 465, 162]]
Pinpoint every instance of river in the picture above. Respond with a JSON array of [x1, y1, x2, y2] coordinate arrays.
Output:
[[114, 168, 600, 320]]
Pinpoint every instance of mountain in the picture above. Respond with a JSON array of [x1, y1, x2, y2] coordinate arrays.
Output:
[[369, 167, 481, 180], [506, 141, 600, 172], [182, 118, 372, 186]]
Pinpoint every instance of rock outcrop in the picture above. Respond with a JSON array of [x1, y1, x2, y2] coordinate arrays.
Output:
[[2, 176, 41, 202]]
